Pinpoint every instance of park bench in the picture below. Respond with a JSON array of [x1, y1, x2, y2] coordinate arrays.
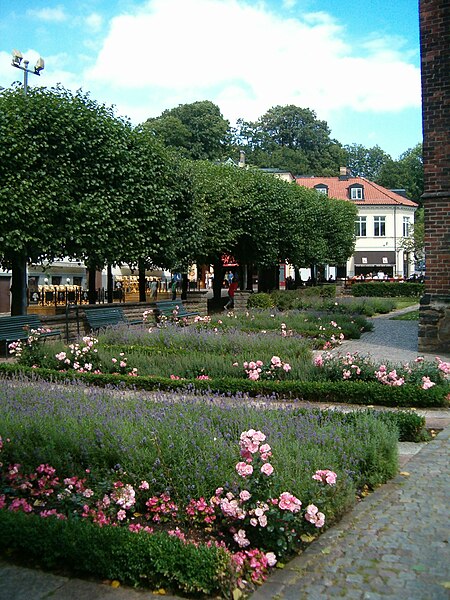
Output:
[[84, 307, 142, 332], [154, 300, 199, 322], [0, 314, 62, 357]]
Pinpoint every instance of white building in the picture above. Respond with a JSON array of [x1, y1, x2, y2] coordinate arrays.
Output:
[[296, 169, 418, 279]]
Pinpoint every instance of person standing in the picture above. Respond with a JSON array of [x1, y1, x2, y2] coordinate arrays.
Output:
[[224, 277, 238, 310]]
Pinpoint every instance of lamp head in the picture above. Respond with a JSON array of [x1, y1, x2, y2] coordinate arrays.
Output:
[[11, 49, 23, 67], [34, 57, 45, 74]]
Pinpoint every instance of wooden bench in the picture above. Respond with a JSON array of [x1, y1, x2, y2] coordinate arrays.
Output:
[[84, 307, 142, 332], [154, 300, 199, 322], [0, 314, 62, 356]]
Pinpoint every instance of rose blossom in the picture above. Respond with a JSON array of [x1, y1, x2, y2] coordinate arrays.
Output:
[[236, 462, 254, 477], [260, 462, 274, 476]]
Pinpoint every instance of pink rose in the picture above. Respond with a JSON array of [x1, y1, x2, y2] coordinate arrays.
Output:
[[236, 462, 254, 477], [260, 462, 274, 476]]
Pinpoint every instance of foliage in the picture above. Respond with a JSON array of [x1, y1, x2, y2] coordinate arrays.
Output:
[[235, 105, 347, 175], [0, 364, 447, 408], [313, 352, 449, 391], [351, 282, 424, 297], [143, 100, 231, 161], [376, 143, 423, 205], [343, 144, 391, 180], [0, 510, 233, 596], [397, 207, 424, 264], [247, 293, 275, 309]]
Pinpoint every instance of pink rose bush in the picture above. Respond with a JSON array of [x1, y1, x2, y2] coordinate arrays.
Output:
[[0, 431, 339, 591], [241, 356, 292, 381], [313, 352, 449, 391], [9, 332, 140, 377]]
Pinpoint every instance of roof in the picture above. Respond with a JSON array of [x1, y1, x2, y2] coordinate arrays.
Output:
[[295, 176, 417, 207]]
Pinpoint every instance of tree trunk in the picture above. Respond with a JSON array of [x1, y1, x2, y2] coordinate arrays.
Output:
[[107, 265, 113, 304], [138, 261, 146, 302], [10, 255, 27, 316], [212, 259, 224, 304], [258, 266, 278, 292], [181, 273, 188, 300], [88, 267, 97, 305]]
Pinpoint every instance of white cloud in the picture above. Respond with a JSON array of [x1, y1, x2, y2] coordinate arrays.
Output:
[[84, 0, 421, 126], [26, 6, 67, 22]]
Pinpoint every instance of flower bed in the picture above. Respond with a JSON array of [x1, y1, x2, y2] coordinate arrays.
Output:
[[0, 379, 401, 596]]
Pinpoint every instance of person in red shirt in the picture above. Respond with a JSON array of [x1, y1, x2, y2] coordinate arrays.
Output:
[[224, 276, 238, 310]]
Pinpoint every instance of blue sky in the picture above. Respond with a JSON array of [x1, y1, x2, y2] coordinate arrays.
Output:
[[0, 0, 422, 159]]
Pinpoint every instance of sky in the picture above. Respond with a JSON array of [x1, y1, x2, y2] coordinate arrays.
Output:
[[0, 0, 422, 160]]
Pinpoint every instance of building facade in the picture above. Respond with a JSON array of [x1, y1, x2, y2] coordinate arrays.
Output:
[[296, 170, 418, 279]]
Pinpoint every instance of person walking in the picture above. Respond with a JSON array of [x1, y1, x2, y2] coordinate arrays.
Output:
[[224, 276, 238, 310]]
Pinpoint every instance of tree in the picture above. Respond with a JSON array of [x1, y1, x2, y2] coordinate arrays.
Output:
[[235, 105, 346, 175], [343, 144, 391, 180], [143, 100, 231, 161], [376, 143, 423, 204], [0, 85, 88, 313], [397, 207, 425, 264]]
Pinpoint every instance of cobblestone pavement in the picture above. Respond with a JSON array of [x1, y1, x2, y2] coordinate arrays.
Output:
[[327, 306, 450, 364], [251, 427, 450, 600], [1, 308, 449, 599]]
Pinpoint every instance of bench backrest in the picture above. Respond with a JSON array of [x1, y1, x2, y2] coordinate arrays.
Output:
[[84, 307, 126, 329], [0, 315, 44, 340], [155, 301, 185, 313]]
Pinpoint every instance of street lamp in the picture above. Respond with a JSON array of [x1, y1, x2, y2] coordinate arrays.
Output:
[[11, 49, 44, 95], [9, 49, 44, 315]]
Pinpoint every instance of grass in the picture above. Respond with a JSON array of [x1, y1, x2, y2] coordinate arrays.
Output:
[[391, 310, 419, 320]]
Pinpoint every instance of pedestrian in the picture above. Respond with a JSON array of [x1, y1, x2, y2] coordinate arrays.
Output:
[[150, 278, 158, 300], [224, 277, 238, 310], [171, 277, 177, 301]]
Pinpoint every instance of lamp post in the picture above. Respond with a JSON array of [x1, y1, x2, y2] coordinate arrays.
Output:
[[10, 50, 45, 315], [11, 49, 44, 95]]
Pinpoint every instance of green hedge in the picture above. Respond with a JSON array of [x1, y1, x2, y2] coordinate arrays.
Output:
[[0, 363, 447, 408], [0, 511, 232, 596], [351, 282, 424, 297]]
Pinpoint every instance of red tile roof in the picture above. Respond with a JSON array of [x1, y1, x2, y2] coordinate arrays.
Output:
[[295, 176, 417, 206]]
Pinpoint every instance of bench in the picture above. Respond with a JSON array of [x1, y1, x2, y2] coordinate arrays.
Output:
[[84, 307, 142, 332], [0, 314, 62, 356], [154, 300, 199, 322]]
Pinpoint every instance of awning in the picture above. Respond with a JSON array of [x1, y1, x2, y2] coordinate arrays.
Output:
[[353, 251, 395, 267]]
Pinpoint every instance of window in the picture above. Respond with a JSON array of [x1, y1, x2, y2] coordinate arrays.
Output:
[[349, 184, 364, 200], [355, 216, 367, 237], [403, 216, 410, 237], [314, 184, 328, 196], [374, 216, 386, 237]]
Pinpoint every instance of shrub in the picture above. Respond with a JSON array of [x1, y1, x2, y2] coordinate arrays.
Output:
[[351, 282, 424, 297], [247, 293, 274, 309], [0, 511, 233, 596]]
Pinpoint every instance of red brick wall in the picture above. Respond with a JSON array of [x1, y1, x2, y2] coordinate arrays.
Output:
[[420, 0, 450, 294]]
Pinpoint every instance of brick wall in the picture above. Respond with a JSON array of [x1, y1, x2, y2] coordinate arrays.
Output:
[[418, 0, 450, 351]]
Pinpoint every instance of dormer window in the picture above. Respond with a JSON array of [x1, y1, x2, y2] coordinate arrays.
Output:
[[349, 184, 364, 200], [314, 184, 328, 196]]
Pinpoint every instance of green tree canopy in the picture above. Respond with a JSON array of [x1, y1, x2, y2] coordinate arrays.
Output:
[[343, 143, 391, 180], [143, 100, 231, 161], [234, 105, 346, 175], [376, 143, 423, 204]]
